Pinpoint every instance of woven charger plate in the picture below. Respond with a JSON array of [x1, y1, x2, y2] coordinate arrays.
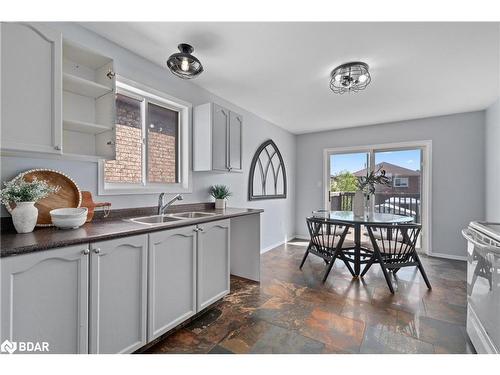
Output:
[[6, 169, 82, 227]]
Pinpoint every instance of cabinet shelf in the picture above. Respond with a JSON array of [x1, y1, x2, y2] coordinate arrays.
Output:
[[63, 119, 112, 134], [63, 73, 112, 98]]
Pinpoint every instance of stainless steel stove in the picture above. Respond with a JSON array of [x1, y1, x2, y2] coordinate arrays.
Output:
[[462, 221, 500, 354]]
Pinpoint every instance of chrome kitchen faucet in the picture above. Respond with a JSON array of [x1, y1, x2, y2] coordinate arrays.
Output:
[[157, 193, 183, 215]]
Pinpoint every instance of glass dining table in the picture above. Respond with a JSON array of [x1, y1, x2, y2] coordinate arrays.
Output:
[[311, 210, 414, 276]]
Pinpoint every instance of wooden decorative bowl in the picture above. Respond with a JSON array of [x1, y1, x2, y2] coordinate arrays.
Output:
[[6, 169, 81, 227]]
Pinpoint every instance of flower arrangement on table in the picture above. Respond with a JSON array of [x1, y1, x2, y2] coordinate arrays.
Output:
[[352, 167, 391, 216]]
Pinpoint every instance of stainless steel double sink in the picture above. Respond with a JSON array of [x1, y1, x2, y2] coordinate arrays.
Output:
[[127, 211, 219, 226]]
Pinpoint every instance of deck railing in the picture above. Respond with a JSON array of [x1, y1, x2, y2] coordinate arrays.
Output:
[[330, 191, 421, 223]]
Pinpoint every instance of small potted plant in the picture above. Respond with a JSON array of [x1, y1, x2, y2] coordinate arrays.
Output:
[[209, 185, 232, 210], [0, 178, 60, 233]]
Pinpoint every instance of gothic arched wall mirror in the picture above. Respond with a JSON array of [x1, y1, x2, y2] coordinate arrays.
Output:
[[248, 139, 287, 200]]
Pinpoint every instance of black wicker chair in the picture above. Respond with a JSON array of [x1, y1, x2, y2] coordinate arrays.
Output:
[[361, 222, 431, 293], [300, 216, 355, 282]]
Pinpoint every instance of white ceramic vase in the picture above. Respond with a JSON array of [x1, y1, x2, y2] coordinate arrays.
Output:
[[352, 191, 365, 217], [12, 201, 38, 233], [215, 198, 226, 210]]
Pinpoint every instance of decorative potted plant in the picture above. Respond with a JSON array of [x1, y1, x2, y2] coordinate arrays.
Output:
[[0, 178, 60, 233], [353, 167, 391, 216], [209, 185, 232, 210]]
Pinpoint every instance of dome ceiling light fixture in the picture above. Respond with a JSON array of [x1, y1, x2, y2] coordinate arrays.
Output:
[[329, 61, 371, 94], [166, 43, 203, 79]]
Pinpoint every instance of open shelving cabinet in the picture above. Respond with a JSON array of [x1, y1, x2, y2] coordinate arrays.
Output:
[[62, 40, 116, 159]]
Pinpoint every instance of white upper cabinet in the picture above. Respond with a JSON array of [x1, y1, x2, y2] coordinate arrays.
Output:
[[1, 23, 117, 159], [62, 40, 116, 159], [1, 22, 63, 154], [193, 103, 243, 172]]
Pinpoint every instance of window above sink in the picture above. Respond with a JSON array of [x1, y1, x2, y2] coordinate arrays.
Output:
[[98, 77, 192, 196]]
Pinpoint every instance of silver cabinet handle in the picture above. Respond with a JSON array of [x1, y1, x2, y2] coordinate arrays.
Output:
[[82, 249, 90, 255], [93, 248, 101, 254], [106, 69, 115, 79], [54, 145, 61, 151], [193, 228, 199, 232], [198, 227, 204, 232]]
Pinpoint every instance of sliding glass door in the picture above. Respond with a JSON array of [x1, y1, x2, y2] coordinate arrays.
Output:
[[326, 143, 428, 253], [373, 149, 422, 223], [329, 152, 369, 211]]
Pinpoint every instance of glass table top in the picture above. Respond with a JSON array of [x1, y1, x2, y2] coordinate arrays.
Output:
[[311, 210, 415, 224]]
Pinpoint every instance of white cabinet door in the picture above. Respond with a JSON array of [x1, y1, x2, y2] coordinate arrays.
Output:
[[197, 219, 231, 311], [212, 104, 230, 171], [193, 103, 243, 172], [89, 235, 148, 354], [0, 245, 89, 354], [148, 226, 197, 341], [1, 22, 62, 154], [228, 111, 243, 172]]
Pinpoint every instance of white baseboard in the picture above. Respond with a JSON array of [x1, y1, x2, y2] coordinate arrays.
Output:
[[428, 251, 467, 261], [260, 234, 309, 254], [260, 239, 287, 254], [290, 235, 309, 241]]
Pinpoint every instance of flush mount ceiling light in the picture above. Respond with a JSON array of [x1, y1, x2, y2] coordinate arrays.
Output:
[[329, 61, 371, 94], [166, 43, 203, 79]]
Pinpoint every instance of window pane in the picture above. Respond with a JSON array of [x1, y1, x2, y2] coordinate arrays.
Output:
[[147, 102, 179, 183], [104, 93, 143, 183]]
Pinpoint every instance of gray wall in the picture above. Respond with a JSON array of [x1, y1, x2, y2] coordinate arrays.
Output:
[[0, 22, 296, 251], [295, 111, 485, 259], [485, 98, 500, 222]]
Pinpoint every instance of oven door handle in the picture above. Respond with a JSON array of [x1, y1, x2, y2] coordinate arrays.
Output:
[[462, 229, 491, 250]]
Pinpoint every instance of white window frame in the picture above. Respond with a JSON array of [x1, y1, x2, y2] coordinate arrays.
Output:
[[98, 77, 192, 195], [393, 177, 409, 188], [323, 140, 432, 255]]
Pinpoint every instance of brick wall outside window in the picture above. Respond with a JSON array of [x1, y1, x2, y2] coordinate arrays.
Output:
[[104, 93, 178, 184], [104, 124, 142, 183], [148, 131, 176, 183]]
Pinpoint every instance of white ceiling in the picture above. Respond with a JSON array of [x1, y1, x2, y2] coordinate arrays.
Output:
[[82, 22, 499, 134]]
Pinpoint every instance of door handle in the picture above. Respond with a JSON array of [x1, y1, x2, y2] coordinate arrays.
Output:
[[93, 248, 101, 254], [82, 249, 90, 255]]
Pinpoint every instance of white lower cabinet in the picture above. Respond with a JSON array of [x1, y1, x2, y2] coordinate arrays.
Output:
[[148, 226, 197, 341], [0, 220, 231, 354], [89, 236, 148, 354], [197, 220, 231, 311], [1, 245, 89, 354]]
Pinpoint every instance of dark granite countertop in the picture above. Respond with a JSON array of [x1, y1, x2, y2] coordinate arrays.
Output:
[[0, 205, 263, 258]]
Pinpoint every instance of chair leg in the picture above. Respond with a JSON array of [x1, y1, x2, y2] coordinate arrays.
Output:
[[322, 250, 340, 283], [299, 249, 310, 269], [360, 254, 376, 277], [340, 254, 356, 277], [414, 253, 432, 290], [376, 252, 394, 293]]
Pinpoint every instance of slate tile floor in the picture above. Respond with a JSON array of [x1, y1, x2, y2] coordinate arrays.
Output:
[[145, 240, 475, 354]]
